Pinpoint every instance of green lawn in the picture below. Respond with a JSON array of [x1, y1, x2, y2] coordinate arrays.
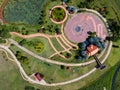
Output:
[[80, 63, 119, 90], [11, 36, 55, 58], [0, 51, 27, 90], [114, 65, 120, 90], [9, 45, 97, 84], [0, 50, 55, 90]]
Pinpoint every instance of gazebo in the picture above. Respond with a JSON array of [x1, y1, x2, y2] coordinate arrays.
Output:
[[86, 44, 99, 57]]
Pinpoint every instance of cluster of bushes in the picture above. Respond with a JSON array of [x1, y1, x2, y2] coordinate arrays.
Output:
[[41, 25, 61, 35], [15, 51, 29, 64], [51, 7, 66, 22], [108, 19, 120, 41], [25, 86, 40, 90], [19, 39, 44, 52], [0, 24, 18, 39], [75, 35, 105, 61], [34, 42, 44, 52], [77, 0, 95, 8]]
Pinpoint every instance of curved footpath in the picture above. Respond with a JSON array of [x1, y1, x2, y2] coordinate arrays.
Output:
[[9, 38, 109, 67], [0, 41, 112, 86]]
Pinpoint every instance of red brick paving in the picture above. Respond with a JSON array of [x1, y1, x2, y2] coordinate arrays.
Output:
[[64, 12, 108, 43]]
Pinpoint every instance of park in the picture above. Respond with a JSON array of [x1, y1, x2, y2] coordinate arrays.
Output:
[[0, 0, 120, 90]]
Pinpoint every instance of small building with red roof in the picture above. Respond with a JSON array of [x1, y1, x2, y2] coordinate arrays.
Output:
[[35, 73, 42, 81], [86, 44, 99, 57]]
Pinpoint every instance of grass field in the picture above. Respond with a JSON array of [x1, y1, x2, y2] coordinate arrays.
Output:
[[114, 65, 120, 90], [0, 51, 54, 90], [11, 35, 55, 58], [0, 51, 26, 90], [80, 63, 119, 90], [9, 45, 97, 83]]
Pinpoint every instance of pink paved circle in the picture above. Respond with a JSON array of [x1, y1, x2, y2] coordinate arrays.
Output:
[[64, 12, 108, 43]]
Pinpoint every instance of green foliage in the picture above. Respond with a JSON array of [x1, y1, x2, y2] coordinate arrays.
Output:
[[108, 19, 120, 41], [34, 42, 44, 52], [15, 51, 29, 64], [19, 39, 27, 46], [0, 38, 6, 44], [0, 25, 10, 38], [25, 86, 35, 90], [51, 7, 66, 22]]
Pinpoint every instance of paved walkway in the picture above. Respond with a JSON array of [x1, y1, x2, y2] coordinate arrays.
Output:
[[61, 23, 78, 49], [55, 34, 71, 53], [64, 13, 107, 43]]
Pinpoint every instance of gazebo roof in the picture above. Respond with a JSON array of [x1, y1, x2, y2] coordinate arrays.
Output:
[[86, 44, 99, 56]]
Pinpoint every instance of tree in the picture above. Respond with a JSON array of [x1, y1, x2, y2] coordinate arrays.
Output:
[[19, 39, 27, 46], [108, 19, 120, 41], [65, 53, 72, 58], [60, 65, 65, 70]]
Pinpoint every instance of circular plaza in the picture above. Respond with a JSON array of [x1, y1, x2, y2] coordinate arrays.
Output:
[[64, 12, 108, 43]]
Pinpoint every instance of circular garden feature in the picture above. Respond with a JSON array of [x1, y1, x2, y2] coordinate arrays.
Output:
[[34, 42, 44, 52], [50, 6, 68, 24], [64, 12, 108, 43]]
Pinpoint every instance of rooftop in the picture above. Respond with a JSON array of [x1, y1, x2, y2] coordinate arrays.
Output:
[[86, 44, 99, 57]]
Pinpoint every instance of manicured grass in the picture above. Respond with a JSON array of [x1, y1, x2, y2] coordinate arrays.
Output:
[[9, 45, 96, 83], [11, 35, 55, 58]]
